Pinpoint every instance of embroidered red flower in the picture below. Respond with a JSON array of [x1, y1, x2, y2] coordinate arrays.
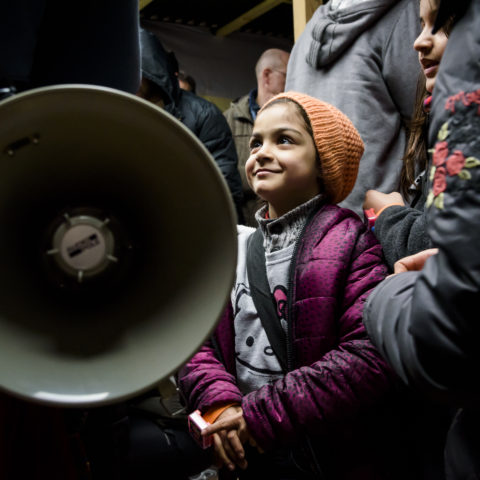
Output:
[[433, 141, 449, 166], [446, 150, 466, 176], [433, 166, 447, 196]]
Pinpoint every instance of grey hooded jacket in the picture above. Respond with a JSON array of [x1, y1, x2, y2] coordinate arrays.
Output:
[[286, 0, 420, 217]]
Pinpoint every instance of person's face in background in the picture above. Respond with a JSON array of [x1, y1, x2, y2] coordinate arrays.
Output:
[[414, 0, 448, 93], [178, 78, 192, 92], [268, 52, 290, 96], [136, 77, 165, 108], [269, 68, 287, 96]]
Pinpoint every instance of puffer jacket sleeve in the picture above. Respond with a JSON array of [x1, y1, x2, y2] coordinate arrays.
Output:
[[242, 224, 396, 450], [178, 306, 243, 413], [364, 0, 480, 400]]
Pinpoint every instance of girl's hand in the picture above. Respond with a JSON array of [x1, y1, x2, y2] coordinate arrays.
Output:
[[211, 430, 247, 472], [393, 248, 439, 274], [363, 190, 404, 212], [203, 406, 250, 471]]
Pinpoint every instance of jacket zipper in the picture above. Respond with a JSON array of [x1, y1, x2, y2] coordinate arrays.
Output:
[[285, 207, 326, 478], [285, 208, 317, 371]]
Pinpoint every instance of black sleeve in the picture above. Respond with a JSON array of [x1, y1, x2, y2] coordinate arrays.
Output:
[[374, 205, 431, 271]]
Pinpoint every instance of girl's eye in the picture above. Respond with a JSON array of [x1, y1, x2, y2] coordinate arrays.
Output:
[[249, 139, 261, 151], [279, 135, 292, 145]]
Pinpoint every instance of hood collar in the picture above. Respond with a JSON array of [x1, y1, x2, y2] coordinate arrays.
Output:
[[307, 0, 398, 69], [140, 28, 181, 108]]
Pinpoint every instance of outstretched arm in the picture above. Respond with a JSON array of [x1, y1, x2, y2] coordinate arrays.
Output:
[[363, 190, 431, 270]]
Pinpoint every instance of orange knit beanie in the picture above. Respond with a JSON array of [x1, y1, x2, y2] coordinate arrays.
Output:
[[260, 91, 364, 204]]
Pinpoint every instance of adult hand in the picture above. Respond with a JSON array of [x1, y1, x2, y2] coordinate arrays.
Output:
[[363, 190, 404, 213], [203, 406, 250, 471], [393, 248, 439, 274]]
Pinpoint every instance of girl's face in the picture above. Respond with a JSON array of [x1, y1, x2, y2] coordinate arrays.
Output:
[[413, 0, 448, 93], [246, 102, 320, 219]]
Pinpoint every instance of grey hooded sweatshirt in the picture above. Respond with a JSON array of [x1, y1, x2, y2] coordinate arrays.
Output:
[[286, 0, 420, 217]]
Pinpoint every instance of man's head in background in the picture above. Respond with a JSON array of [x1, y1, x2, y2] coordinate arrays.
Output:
[[255, 48, 290, 108]]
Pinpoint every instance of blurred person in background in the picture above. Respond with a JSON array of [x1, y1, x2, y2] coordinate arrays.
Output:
[[224, 48, 290, 226], [138, 28, 244, 223]]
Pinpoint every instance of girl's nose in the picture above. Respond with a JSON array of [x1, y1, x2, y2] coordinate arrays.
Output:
[[414, 26, 433, 53], [255, 142, 273, 163]]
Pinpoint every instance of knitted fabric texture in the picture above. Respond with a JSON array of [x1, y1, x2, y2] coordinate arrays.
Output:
[[256, 194, 325, 253], [260, 91, 364, 204]]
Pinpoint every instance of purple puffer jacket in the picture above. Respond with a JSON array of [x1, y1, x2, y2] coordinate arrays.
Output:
[[179, 204, 398, 476]]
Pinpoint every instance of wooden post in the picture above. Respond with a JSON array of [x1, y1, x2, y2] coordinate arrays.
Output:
[[139, 0, 154, 10], [292, 0, 323, 41]]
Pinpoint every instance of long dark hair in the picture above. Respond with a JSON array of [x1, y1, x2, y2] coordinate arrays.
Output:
[[399, 7, 455, 199], [399, 75, 429, 198]]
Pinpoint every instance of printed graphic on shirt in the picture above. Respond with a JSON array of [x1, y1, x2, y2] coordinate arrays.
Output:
[[273, 285, 288, 320], [234, 282, 283, 394], [233, 231, 293, 394]]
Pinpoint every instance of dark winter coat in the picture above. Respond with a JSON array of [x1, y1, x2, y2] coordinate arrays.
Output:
[[180, 204, 419, 479], [364, 2, 480, 477]]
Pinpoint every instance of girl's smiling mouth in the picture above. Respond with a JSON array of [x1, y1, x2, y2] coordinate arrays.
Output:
[[254, 168, 281, 176]]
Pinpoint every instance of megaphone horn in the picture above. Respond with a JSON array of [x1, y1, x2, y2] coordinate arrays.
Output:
[[0, 85, 237, 407]]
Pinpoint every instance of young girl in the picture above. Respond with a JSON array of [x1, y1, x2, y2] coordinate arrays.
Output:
[[363, 0, 452, 270], [178, 92, 408, 479]]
